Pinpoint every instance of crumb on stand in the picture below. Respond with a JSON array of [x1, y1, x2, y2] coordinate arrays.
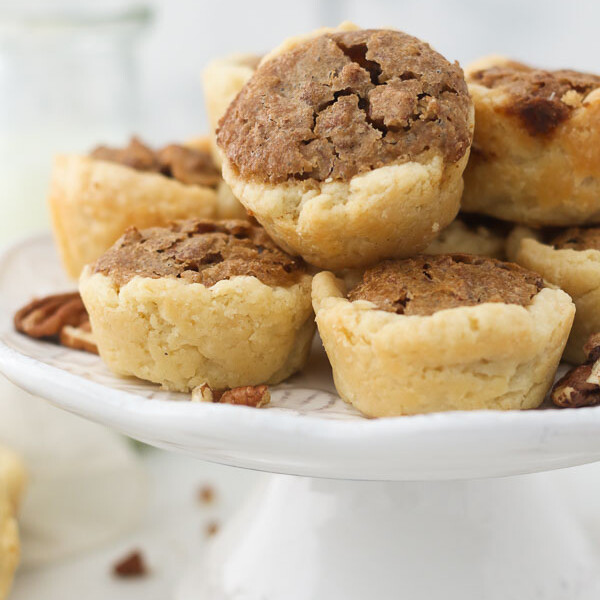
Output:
[[198, 484, 216, 505], [112, 550, 148, 578]]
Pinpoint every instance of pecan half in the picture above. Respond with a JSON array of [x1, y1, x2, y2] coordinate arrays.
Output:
[[218, 385, 271, 407], [59, 322, 98, 355], [191, 384, 270, 408], [552, 332, 600, 408], [583, 332, 600, 363], [551, 363, 600, 408], [14, 292, 88, 338], [14, 292, 97, 354]]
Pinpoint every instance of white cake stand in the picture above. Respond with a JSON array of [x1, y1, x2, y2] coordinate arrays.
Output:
[[3, 234, 600, 599]]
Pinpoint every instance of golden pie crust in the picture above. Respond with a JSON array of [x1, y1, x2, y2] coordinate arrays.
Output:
[[49, 136, 246, 279], [80, 222, 315, 392], [462, 55, 600, 226], [508, 225, 600, 363], [312, 269, 574, 416], [0, 447, 25, 600], [424, 217, 506, 258]]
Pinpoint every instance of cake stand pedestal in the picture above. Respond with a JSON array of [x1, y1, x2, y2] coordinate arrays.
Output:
[[3, 235, 600, 600], [176, 472, 600, 600]]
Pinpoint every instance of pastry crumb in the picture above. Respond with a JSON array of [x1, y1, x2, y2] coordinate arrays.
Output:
[[112, 550, 148, 578]]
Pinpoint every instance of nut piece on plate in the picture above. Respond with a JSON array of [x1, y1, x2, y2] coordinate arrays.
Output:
[[463, 56, 600, 227], [59, 322, 98, 355], [112, 550, 148, 578], [217, 24, 474, 270], [192, 383, 271, 408], [14, 292, 98, 354], [312, 254, 574, 417], [552, 333, 600, 408], [507, 225, 600, 364], [79, 219, 315, 392], [14, 292, 87, 338], [48, 136, 235, 279]]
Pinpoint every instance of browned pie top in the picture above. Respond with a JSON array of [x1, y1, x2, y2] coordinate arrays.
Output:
[[347, 254, 543, 316], [468, 61, 600, 136], [92, 219, 305, 288], [217, 29, 472, 184], [91, 137, 221, 187], [551, 226, 600, 251]]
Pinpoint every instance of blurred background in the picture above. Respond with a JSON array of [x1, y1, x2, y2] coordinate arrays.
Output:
[[1, 1, 600, 598], [1, 0, 600, 241]]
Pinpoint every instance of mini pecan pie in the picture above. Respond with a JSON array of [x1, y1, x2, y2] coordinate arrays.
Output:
[[48, 136, 246, 279], [312, 254, 574, 416], [203, 53, 261, 167], [217, 23, 474, 270], [463, 56, 600, 226], [79, 219, 315, 392], [508, 225, 600, 364], [0, 447, 26, 600]]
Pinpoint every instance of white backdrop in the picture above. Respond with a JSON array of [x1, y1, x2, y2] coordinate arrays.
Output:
[[0, 0, 599, 237], [137, 0, 600, 142]]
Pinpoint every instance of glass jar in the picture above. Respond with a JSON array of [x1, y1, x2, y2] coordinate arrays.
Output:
[[0, 4, 151, 242]]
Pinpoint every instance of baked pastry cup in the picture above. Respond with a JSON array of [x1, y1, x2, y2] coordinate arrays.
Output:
[[0, 447, 25, 600], [312, 255, 574, 417], [462, 56, 600, 226], [508, 225, 600, 364], [203, 53, 260, 166], [425, 214, 508, 258], [79, 219, 315, 392], [49, 136, 243, 279], [217, 24, 474, 270], [181, 136, 248, 220]]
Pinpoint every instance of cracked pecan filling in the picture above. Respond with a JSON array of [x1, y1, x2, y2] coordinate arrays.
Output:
[[550, 226, 600, 251], [217, 29, 472, 184], [92, 219, 305, 288], [347, 254, 543, 316], [469, 62, 600, 136], [91, 137, 222, 187]]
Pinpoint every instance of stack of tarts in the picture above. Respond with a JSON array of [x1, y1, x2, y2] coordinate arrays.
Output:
[[32, 22, 600, 417]]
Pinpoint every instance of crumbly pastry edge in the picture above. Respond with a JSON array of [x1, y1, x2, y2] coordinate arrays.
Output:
[[508, 226, 600, 364], [424, 218, 506, 258], [79, 269, 315, 392], [462, 55, 600, 226], [48, 153, 221, 279], [222, 147, 472, 269], [312, 270, 574, 416]]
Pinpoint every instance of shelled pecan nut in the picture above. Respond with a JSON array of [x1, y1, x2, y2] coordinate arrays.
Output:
[[552, 332, 600, 408], [14, 292, 88, 338], [192, 383, 270, 407], [59, 321, 98, 355]]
